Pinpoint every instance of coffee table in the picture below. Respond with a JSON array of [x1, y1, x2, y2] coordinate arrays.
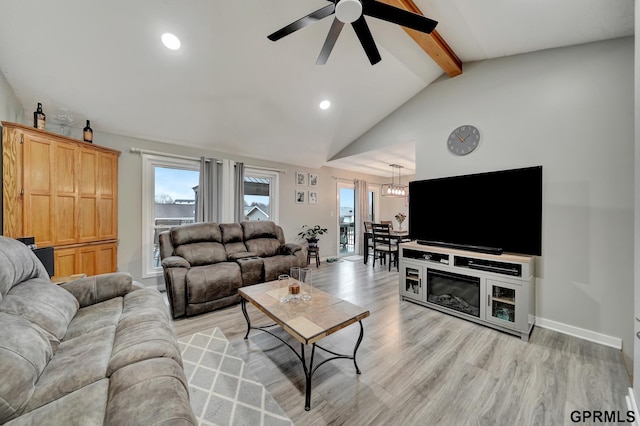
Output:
[[239, 281, 370, 411]]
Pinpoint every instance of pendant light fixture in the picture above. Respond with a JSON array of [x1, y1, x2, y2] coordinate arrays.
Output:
[[381, 164, 408, 197]]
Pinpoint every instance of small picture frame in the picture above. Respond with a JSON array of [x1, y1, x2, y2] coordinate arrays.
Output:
[[295, 189, 306, 204], [309, 173, 318, 187], [296, 171, 307, 186], [309, 191, 318, 204]]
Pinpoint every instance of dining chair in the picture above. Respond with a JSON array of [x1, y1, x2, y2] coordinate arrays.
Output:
[[371, 223, 399, 271], [364, 221, 374, 263], [381, 220, 393, 230]]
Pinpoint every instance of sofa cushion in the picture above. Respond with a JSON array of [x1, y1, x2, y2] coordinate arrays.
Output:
[[1, 280, 79, 349], [107, 289, 182, 375], [220, 223, 244, 243], [0, 237, 49, 300], [175, 242, 227, 266], [263, 255, 302, 282], [186, 263, 241, 304], [0, 313, 53, 424], [171, 222, 221, 246], [4, 380, 108, 426], [64, 297, 123, 341], [106, 358, 196, 425], [26, 327, 116, 412], [242, 220, 277, 240], [244, 238, 281, 257]]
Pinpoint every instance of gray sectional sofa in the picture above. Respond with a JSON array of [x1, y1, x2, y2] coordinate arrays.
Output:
[[159, 220, 306, 318], [0, 236, 196, 425]]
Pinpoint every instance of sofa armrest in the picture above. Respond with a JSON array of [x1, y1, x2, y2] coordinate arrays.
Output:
[[280, 243, 302, 255], [60, 272, 138, 308], [161, 256, 191, 268]]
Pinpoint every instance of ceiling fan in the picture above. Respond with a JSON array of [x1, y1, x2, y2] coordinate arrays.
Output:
[[268, 0, 438, 65]]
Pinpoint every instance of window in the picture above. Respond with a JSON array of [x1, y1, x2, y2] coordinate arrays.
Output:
[[243, 168, 279, 222], [142, 155, 199, 277]]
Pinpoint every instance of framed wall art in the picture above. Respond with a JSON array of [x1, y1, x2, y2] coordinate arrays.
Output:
[[295, 189, 306, 204], [309, 191, 318, 204], [295, 171, 307, 186], [309, 173, 318, 187]]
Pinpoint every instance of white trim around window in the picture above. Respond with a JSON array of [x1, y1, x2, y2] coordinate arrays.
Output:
[[141, 154, 200, 278]]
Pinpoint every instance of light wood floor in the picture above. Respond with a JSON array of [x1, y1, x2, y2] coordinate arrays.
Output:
[[172, 259, 630, 425]]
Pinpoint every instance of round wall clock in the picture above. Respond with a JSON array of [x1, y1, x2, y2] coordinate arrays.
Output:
[[447, 125, 480, 156]]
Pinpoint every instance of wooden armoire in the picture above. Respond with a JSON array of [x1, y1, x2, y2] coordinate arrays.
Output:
[[1, 121, 120, 278]]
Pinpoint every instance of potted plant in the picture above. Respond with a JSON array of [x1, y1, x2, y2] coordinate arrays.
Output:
[[297, 225, 328, 247]]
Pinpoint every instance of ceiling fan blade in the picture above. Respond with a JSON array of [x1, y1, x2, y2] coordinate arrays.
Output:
[[363, 1, 438, 34], [316, 18, 345, 65], [268, 4, 336, 41], [351, 16, 381, 65]]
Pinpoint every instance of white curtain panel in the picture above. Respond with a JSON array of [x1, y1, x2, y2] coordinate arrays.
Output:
[[355, 179, 369, 255], [196, 157, 220, 223]]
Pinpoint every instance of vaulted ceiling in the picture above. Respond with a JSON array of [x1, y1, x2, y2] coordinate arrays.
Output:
[[0, 0, 633, 177]]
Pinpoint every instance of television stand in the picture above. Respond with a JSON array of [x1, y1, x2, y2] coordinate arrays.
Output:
[[416, 240, 503, 255], [399, 242, 535, 341]]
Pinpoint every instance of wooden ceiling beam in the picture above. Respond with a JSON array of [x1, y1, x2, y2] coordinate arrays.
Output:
[[380, 0, 463, 77]]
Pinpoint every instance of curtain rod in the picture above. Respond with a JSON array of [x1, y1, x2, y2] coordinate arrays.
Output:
[[129, 147, 287, 173]]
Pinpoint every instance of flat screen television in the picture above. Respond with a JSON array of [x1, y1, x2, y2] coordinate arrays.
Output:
[[408, 166, 542, 256]]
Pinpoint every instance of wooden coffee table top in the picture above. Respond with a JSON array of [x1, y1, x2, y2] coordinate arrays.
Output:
[[239, 281, 370, 345]]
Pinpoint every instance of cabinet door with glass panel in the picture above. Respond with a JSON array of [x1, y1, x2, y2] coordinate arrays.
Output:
[[400, 262, 424, 302], [485, 279, 526, 331]]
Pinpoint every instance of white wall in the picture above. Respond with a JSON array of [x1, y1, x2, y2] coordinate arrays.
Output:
[[0, 70, 24, 124], [347, 38, 635, 362]]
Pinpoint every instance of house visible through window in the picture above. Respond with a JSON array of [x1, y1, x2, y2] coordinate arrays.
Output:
[[243, 168, 279, 222]]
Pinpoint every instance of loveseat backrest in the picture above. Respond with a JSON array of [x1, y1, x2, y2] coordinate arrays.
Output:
[[241, 221, 284, 258], [169, 223, 227, 266], [220, 223, 248, 257], [0, 236, 49, 301], [241, 221, 284, 243]]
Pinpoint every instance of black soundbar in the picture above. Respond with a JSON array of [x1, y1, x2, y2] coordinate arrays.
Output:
[[416, 240, 503, 255]]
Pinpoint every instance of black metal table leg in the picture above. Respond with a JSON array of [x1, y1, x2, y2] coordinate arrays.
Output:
[[241, 299, 251, 339], [241, 302, 366, 411], [353, 320, 364, 374]]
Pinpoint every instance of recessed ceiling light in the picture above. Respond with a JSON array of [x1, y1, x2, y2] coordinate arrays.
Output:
[[319, 100, 331, 110], [161, 33, 181, 50]]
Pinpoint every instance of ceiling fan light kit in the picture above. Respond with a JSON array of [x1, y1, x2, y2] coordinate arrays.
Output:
[[268, 0, 438, 65], [336, 0, 362, 23]]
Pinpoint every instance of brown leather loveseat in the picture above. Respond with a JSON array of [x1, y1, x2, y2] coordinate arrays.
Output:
[[159, 221, 306, 318]]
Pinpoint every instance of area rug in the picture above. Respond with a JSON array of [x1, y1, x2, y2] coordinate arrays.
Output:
[[342, 255, 364, 262], [178, 328, 294, 426]]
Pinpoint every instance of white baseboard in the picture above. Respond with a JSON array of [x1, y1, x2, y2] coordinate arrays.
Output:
[[535, 317, 622, 350]]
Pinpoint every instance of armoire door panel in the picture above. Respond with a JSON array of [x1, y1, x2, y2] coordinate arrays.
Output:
[[79, 198, 98, 241], [54, 143, 77, 193], [98, 198, 115, 239], [26, 195, 53, 246], [55, 195, 76, 245], [98, 154, 116, 196], [79, 150, 97, 195], [25, 136, 52, 193], [97, 243, 117, 274], [54, 248, 77, 277], [79, 247, 98, 276]]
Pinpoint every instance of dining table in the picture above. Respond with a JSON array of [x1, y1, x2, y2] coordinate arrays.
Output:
[[364, 229, 410, 264]]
